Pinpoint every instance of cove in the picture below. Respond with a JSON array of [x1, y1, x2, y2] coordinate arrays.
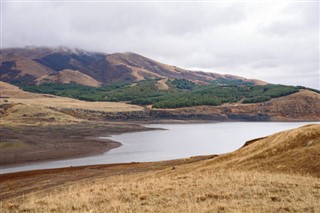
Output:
[[1, 122, 318, 174]]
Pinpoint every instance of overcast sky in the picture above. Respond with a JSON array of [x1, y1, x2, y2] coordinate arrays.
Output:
[[1, 1, 319, 89]]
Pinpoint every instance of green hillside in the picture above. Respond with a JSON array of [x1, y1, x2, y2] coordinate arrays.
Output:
[[20, 79, 301, 108]]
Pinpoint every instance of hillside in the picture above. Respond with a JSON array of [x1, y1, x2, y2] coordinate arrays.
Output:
[[1, 81, 319, 122], [1, 124, 319, 212], [0, 81, 147, 165], [198, 124, 320, 176], [4, 47, 319, 116], [35, 69, 101, 87], [157, 89, 320, 121], [0, 81, 143, 126], [0, 47, 265, 86], [0, 54, 54, 84]]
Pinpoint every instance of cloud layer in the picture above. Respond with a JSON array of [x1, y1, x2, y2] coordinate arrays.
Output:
[[2, 1, 319, 89]]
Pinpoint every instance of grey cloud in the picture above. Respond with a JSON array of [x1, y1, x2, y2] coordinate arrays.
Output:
[[2, 1, 319, 89], [260, 2, 319, 37]]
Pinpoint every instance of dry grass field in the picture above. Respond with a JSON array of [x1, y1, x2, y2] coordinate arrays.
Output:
[[0, 81, 143, 125], [1, 124, 319, 213], [2, 170, 319, 213]]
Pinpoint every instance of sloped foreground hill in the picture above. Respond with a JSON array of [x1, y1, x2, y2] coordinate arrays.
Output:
[[1, 125, 319, 212], [198, 124, 320, 177]]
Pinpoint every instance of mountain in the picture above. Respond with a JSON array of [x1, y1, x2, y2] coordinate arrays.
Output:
[[0, 47, 266, 86]]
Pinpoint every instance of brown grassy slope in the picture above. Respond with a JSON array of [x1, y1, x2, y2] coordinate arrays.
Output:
[[107, 52, 267, 85], [0, 55, 54, 78], [1, 47, 267, 85], [35, 69, 101, 87], [159, 89, 320, 121], [0, 81, 143, 125], [1, 124, 319, 213], [2, 170, 318, 213], [195, 124, 320, 177], [156, 78, 169, 90]]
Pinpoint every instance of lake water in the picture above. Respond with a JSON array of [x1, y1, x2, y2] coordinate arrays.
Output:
[[1, 122, 318, 174]]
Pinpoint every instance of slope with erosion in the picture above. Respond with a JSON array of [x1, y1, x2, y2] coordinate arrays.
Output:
[[1, 124, 319, 212]]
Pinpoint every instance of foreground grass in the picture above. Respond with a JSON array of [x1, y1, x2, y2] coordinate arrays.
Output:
[[1, 123, 319, 212], [2, 169, 319, 213]]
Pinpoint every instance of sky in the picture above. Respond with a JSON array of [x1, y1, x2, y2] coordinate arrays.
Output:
[[1, 1, 319, 89]]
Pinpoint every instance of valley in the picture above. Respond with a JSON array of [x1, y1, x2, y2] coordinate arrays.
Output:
[[1, 47, 319, 213], [2, 1, 319, 212]]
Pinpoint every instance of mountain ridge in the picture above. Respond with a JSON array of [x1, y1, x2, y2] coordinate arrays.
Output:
[[1, 47, 266, 86]]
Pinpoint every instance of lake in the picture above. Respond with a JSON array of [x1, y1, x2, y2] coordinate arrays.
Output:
[[1, 122, 318, 174]]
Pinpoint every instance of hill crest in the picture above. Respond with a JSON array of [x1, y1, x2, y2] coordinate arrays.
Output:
[[199, 124, 320, 177], [1, 47, 266, 86]]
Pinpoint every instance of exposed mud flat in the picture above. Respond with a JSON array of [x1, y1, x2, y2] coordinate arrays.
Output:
[[0, 122, 152, 166]]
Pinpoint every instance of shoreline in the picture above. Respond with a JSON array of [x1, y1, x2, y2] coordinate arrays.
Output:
[[0, 154, 217, 201], [1, 120, 319, 173], [0, 120, 216, 169], [0, 122, 152, 168], [0, 138, 122, 170]]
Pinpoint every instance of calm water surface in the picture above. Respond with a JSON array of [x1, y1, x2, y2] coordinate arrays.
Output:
[[1, 122, 318, 174]]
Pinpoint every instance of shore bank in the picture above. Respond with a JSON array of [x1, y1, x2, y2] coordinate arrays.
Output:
[[0, 122, 153, 167], [0, 119, 220, 168], [0, 155, 216, 201]]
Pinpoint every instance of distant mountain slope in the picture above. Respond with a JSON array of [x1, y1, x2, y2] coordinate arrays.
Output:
[[36, 69, 101, 87], [0, 47, 266, 86], [1, 54, 55, 84]]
